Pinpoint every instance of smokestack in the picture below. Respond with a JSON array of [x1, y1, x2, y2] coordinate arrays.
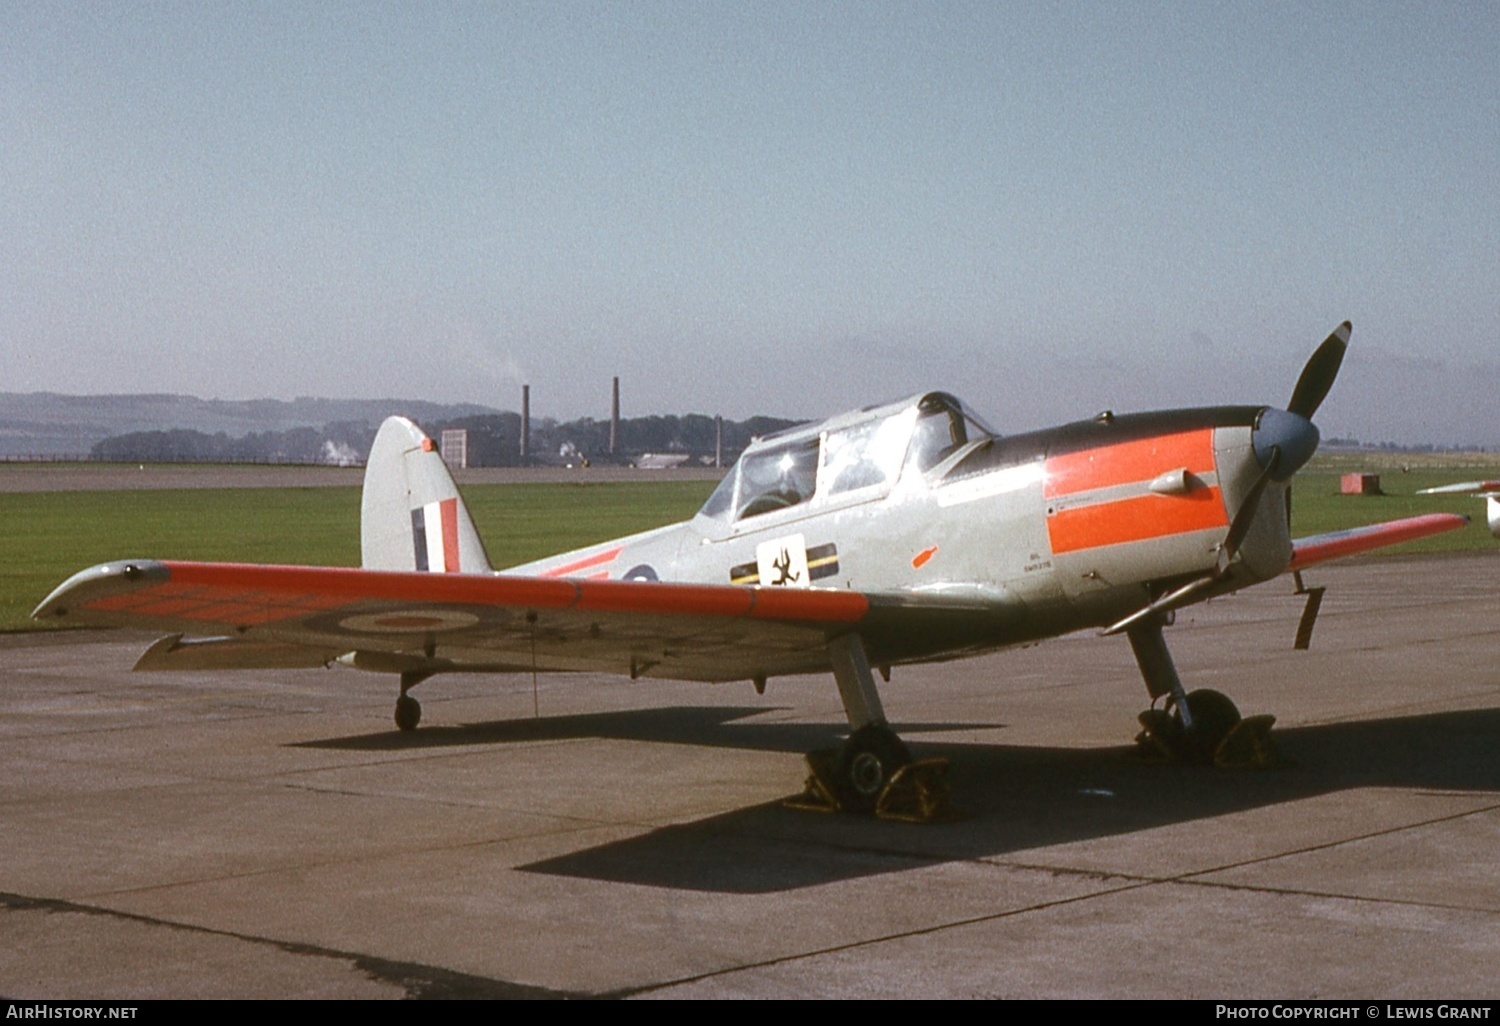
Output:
[[520, 384, 530, 463], [610, 376, 620, 455], [715, 415, 723, 469]]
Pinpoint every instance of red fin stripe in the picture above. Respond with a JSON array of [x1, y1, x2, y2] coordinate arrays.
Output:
[[440, 498, 460, 573]]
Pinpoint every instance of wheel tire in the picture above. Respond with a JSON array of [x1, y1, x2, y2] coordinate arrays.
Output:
[[835, 726, 912, 814], [1170, 688, 1241, 764], [394, 694, 422, 732]]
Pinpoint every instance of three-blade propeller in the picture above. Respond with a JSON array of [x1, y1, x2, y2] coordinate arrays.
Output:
[[1102, 321, 1350, 638]]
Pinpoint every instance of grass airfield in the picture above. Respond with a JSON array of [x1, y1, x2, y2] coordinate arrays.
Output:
[[2, 478, 715, 631], [2, 457, 1497, 632]]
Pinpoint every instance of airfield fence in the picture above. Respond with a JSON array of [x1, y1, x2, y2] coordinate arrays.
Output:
[[0, 452, 365, 467], [0, 453, 94, 463]]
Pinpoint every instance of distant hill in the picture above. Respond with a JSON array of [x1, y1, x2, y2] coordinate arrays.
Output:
[[0, 392, 802, 467], [0, 393, 501, 457]]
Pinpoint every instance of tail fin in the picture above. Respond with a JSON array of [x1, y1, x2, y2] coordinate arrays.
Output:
[[361, 417, 494, 573]]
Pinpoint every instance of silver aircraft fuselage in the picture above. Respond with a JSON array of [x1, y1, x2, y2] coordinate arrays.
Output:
[[511, 392, 1295, 673]]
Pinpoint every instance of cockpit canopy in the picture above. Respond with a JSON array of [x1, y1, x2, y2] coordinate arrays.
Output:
[[697, 392, 996, 524]]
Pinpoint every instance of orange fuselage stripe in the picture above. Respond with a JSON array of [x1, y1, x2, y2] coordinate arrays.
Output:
[[1044, 429, 1227, 554], [1043, 429, 1217, 499], [539, 546, 624, 578], [1047, 490, 1227, 554]]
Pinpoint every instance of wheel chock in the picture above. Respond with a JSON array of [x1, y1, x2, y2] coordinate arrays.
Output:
[[784, 748, 843, 814], [1133, 709, 1179, 764], [1134, 709, 1282, 768], [1214, 714, 1280, 769], [874, 759, 953, 823], [784, 750, 954, 822]]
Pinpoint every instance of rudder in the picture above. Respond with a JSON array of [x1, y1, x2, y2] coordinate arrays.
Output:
[[361, 417, 494, 573]]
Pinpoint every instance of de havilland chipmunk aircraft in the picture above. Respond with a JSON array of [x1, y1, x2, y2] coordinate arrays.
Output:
[[35, 322, 1467, 817]]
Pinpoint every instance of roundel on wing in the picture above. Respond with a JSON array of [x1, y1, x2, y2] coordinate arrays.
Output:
[[622, 564, 659, 581], [338, 609, 481, 634]]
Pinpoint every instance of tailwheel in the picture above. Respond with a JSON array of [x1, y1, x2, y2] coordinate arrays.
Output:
[[1136, 688, 1275, 767], [394, 694, 422, 732]]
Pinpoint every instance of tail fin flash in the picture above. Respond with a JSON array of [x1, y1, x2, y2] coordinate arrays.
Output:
[[361, 417, 494, 573]]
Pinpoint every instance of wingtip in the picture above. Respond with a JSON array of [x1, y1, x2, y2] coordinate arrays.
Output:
[[1416, 481, 1500, 496], [31, 560, 169, 622]]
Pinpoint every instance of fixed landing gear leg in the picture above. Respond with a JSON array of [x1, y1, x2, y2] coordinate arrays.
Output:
[[394, 670, 433, 732], [788, 634, 950, 821], [828, 630, 886, 735], [1127, 617, 1191, 722], [1127, 618, 1275, 767]]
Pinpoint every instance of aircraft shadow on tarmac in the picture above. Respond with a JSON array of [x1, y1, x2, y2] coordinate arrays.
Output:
[[297, 705, 1500, 895], [295, 704, 976, 756]]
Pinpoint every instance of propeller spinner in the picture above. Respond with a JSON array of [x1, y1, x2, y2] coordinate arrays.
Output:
[[1252, 321, 1350, 482]]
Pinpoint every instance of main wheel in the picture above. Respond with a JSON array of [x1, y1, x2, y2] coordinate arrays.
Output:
[[394, 694, 422, 732], [835, 725, 912, 814], [1169, 688, 1241, 764]]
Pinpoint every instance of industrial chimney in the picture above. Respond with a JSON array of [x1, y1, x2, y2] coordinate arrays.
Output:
[[610, 376, 620, 456], [520, 384, 530, 463]]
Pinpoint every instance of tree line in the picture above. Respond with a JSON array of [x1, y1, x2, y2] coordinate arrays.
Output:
[[88, 412, 803, 467]]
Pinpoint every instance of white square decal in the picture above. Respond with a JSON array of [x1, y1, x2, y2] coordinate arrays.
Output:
[[755, 534, 809, 587]]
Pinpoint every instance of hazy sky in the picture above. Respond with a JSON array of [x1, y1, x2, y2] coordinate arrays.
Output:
[[3, 3, 1496, 443]]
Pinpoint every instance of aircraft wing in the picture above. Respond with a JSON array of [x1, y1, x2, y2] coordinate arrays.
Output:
[[1416, 480, 1500, 496], [33, 560, 880, 682], [1287, 512, 1469, 571], [1416, 482, 1500, 537]]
